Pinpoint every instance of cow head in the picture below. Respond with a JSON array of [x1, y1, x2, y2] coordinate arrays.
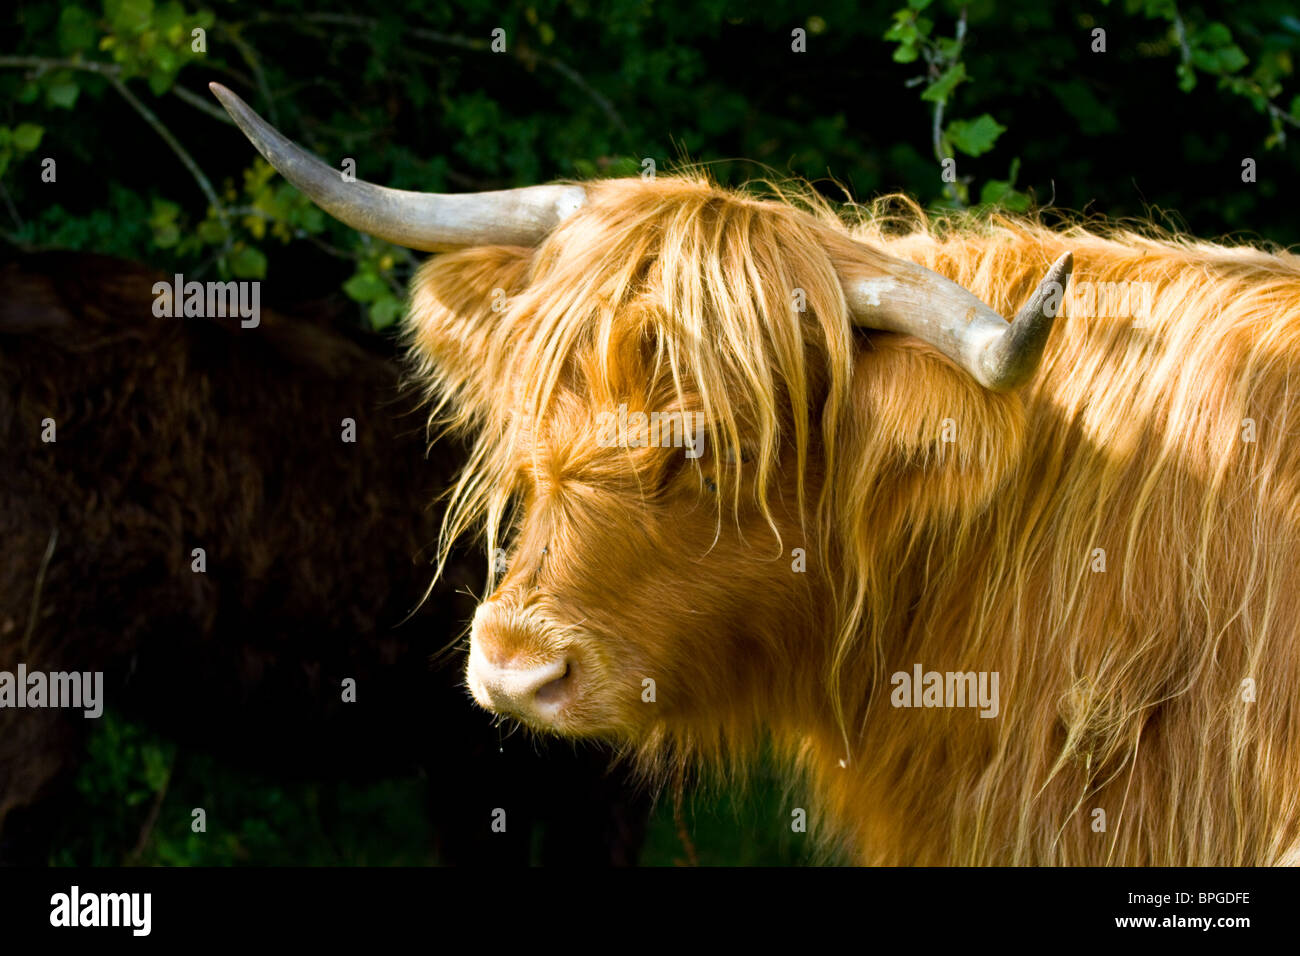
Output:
[[213, 85, 1070, 762]]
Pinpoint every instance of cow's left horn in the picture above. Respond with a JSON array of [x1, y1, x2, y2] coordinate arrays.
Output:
[[846, 252, 1073, 390], [208, 83, 587, 252]]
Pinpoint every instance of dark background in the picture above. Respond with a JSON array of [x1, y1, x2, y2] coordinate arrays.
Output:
[[2, 0, 1297, 864]]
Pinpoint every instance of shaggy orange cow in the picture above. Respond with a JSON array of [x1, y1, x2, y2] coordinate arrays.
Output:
[[215, 83, 1300, 866]]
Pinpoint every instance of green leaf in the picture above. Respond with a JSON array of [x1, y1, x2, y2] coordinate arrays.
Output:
[[979, 178, 1030, 212], [58, 5, 98, 54], [921, 62, 967, 103], [148, 69, 173, 96], [1215, 45, 1248, 74], [1189, 48, 1213, 70], [196, 219, 225, 243], [945, 113, 1006, 156], [152, 223, 180, 248], [934, 37, 961, 59], [1199, 22, 1233, 47], [13, 123, 45, 152], [342, 271, 387, 302], [884, 21, 915, 42], [892, 42, 920, 63], [229, 245, 267, 279], [980, 179, 1012, 203], [295, 205, 326, 235], [368, 296, 403, 329], [155, 0, 185, 32], [46, 80, 81, 109], [107, 0, 155, 34], [149, 198, 180, 224], [604, 156, 641, 177]]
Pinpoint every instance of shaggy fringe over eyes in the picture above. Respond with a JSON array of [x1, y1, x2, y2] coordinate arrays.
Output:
[[414, 172, 868, 616]]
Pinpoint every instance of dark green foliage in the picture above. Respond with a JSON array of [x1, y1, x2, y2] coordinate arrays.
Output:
[[50, 711, 437, 866], [5, 0, 1300, 325], [52, 711, 805, 866], [639, 764, 817, 867]]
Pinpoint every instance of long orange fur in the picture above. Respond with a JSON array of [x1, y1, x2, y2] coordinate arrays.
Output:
[[405, 175, 1300, 865]]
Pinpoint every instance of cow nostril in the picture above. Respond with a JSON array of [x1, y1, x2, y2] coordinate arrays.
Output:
[[533, 658, 575, 708]]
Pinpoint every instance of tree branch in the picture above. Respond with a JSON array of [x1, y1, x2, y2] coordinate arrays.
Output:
[[0, 56, 230, 222], [929, 7, 968, 206], [251, 13, 630, 139], [104, 73, 229, 228], [0, 54, 120, 76], [216, 23, 279, 125], [171, 83, 234, 124]]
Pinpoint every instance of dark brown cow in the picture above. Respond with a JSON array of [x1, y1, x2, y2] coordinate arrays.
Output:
[[0, 247, 647, 865]]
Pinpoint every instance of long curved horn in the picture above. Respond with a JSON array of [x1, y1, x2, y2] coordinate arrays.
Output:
[[208, 83, 587, 252], [845, 252, 1073, 391]]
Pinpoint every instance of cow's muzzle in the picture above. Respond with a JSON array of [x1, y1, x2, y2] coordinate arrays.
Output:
[[465, 602, 582, 725]]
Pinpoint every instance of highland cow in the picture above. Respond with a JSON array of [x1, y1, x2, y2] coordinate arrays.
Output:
[[0, 247, 646, 866], [213, 82, 1300, 866]]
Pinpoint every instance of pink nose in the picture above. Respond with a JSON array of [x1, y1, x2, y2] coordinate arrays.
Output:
[[466, 643, 577, 722]]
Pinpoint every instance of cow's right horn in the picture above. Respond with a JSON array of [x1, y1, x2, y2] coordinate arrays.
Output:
[[209, 83, 587, 252], [845, 252, 1073, 391]]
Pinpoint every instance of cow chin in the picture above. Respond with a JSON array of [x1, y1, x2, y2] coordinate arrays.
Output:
[[464, 601, 628, 737]]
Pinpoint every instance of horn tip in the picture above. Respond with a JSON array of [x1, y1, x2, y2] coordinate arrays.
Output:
[[209, 82, 240, 113], [982, 251, 1074, 390]]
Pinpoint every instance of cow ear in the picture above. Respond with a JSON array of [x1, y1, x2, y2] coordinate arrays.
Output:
[[838, 333, 1027, 536], [405, 245, 535, 432]]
